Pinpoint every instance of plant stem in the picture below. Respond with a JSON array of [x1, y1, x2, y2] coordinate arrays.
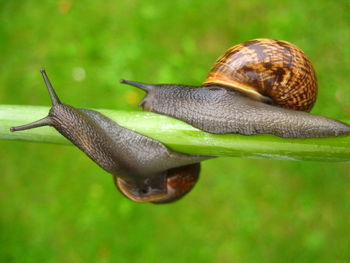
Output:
[[1, 104, 350, 162]]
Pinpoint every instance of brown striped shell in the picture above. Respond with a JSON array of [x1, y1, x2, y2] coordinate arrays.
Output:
[[203, 39, 317, 112]]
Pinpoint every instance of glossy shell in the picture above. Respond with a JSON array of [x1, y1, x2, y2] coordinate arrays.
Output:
[[203, 39, 317, 112], [114, 163, 200, 204]]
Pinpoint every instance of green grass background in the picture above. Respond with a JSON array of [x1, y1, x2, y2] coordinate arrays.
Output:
[[1, 0, 350, 262]]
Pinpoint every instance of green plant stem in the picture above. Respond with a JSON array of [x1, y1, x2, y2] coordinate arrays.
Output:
[[1, 104, 350, 162]]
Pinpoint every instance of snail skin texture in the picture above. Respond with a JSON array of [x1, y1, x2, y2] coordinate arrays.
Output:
[[120, 39, 350, 138], [10, 69, 208, 204]]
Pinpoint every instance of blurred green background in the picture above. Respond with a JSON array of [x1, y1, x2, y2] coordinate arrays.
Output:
[[1, 0, 350, 262]]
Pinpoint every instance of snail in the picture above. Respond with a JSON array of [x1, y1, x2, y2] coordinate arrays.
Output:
[[10, 69, 208, 203], [120, 39, 350, 138]]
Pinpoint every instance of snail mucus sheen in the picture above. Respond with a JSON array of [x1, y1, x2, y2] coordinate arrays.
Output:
[[10, 69, 208, 204], [121, 39, 350, 138]]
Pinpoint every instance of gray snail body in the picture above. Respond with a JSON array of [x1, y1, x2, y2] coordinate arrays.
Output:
[[121, 39, 350, 138], [10, 69, 208, 203], [120, 82, 350, 138]]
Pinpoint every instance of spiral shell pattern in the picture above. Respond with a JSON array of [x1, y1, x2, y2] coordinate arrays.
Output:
[[203, 39, 317, 112]]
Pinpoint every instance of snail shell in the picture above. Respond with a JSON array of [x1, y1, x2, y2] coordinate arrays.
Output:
[[115, 163, 200, 204], [203, 39, 317, 112]]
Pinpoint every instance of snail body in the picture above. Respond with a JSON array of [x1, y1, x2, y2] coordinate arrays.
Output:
[[10, 69, 208, 203], [121, 39, 350, 138]]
